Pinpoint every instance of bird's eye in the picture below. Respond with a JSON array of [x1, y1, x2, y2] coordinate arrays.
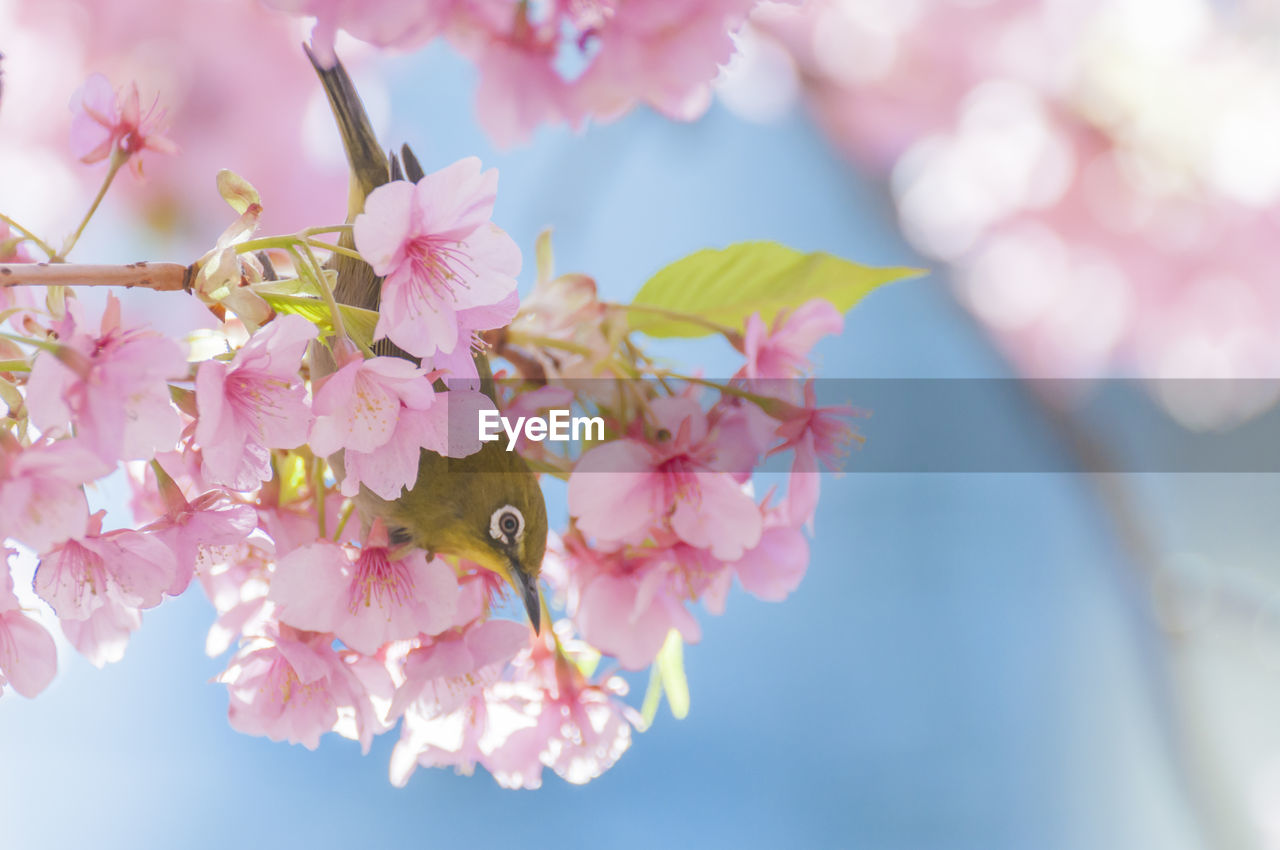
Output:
[[489, 505, 524, 542]]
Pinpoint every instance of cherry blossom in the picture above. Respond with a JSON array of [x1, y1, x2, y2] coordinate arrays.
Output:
[[308, 344, 467, 498], [740, 299, 843, 380], [495, 628, 639, 787], [569, 396, 763, 560], [219, 623, 387, 752], [0, 437, 104, 554], [567, 539, 704, 671], [69, 73, 178, 176], [33, 511, 177, 621], [353, 158, 520, 358], [262, 0, 453, 69], [770, 380, 861, 528], [194, 314, 317, 490], [269, 524, 459, 655], [27, 294, 186, 464], [0, 564, 58, 698], [388, 616, 531, 722], [60, 592, 143, 668], [144, 489, 258, 597], [575, 0, 760, 123]]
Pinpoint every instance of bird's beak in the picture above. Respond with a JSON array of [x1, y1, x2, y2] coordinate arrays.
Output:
[[506, 562, 542, 635]]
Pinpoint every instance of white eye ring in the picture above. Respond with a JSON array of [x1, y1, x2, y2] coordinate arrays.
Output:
[[490, 505, 524, 543]]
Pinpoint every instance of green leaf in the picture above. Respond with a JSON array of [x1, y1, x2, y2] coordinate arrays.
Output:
[[259, 293, 379, 350], [657, 629, 689, 719], [640, 665, 663, 731], [629, 241, 921, 338], [251, 277, 321, 298], [637, 629, 690, 730]]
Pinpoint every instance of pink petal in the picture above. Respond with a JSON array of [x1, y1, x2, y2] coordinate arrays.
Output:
[[268, 542, 352, 634], [415, 157, 498, 239], [733, 525, 809, 602], [670, 472, 762, 560], [353, 180, 416, 276], [0, 611, 58, 697], [569, 441, 664, 546]]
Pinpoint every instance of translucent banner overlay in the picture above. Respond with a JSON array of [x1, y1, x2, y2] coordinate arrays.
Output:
[[440, 378, 1280, 473]]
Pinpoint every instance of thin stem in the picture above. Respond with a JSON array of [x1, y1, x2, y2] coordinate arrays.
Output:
[[505, 331, 598, 357], [0, 332, 65, 355], [300, 225, 353, 237], [235, 235, 362, 263], [656, 371, 799, 419], [0, 262, 190, 291], [0, 213, 56, 259], [60, 153, 126, 260], [312, 457, 328, 539], [297, 242, 348, 339], [332, 499, 356, 542]]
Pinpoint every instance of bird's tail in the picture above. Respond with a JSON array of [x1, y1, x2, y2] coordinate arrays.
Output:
[[305, 45, 389, 218]]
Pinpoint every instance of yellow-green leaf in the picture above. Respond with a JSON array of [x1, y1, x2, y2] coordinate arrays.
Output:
[[629, 241, 921, 338], [637, 629, 691, 729], [259, 293, 378, 350], [639, 665, 663, 731], [657, 629, 689, 719]]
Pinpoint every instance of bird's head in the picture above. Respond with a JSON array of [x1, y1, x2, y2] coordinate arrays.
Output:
[[384, 442, 548, 633]]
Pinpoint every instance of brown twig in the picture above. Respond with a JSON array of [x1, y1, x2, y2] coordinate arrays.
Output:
[[0, 262, 194, 292]]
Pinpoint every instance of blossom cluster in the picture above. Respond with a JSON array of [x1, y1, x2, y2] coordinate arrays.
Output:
[[744, 0, 1280, 404], [0, 68, 863, 788], [265, 0, 793, 145]]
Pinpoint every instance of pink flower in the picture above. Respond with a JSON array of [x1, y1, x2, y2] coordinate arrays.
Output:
[[390, 688, 526, 787], [219, 623, 387, 752], [388, 616, 530, 721], [199, 539, 275, 657], [336, 385, 492, 498], [33, 511, 177, 621], [390, 627, 637, 789], [741, 299, 843, 379], [352, 158, 520, 358], [69, 72, 178, 177], [494, 631, 639, 787], [261, 0, 453, 68], [0, 437, 104, 553], [144, 490, 258, 597], [268, 524, 459, 655], [309, 346, 436, 457], [562, 534, 704, 670], [447, 3, 579, 148], [729, 506, 809, 603], [309, 345, 489, 498], [60, 592, 142, 668], [0, 565, 58, 698], [194, 314, 317, 490], [425, 291, 520, 380], [256, 492, 352, 558], [568, 396, 762, 560], [771, 381, 861, 527], [27, 294, 186, 464], [576, 0, 755, 123]]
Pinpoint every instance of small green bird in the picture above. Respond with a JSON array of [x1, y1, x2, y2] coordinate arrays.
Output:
[[308, 48, 547, 632]]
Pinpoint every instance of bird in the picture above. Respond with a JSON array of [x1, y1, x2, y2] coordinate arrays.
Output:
[[307, 47, 547, 633]]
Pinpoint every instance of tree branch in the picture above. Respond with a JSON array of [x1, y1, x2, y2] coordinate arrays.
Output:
[[0, 262, 193, 292]]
